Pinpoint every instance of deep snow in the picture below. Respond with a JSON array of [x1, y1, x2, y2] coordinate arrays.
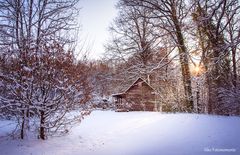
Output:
[[0, 111, 239, 155]]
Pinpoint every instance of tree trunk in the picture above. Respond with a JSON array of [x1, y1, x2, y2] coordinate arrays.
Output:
[[172, 10, 193, 112], [39, 110, 45, 140], [232, 47, 237, 87], [20, 109, 29, 139], [20, 113, 25, 139]]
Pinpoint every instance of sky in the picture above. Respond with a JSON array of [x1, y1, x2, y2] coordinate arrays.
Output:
[[78, 0, 118, 60]]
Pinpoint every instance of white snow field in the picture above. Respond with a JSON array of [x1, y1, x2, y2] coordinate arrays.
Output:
[[0, 111, 240, 155]]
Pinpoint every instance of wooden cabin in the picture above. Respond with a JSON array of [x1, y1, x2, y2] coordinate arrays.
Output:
[[112, 77, 160, 111]]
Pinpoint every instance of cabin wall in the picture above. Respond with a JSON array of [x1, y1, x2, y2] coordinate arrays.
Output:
[[123, 82, 156, 111]]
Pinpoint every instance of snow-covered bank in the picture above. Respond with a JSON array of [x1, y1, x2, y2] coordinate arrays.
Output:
[[0, 111, 239, 155]]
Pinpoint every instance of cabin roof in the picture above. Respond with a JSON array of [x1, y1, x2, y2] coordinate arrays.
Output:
[[112, 77, 157, 97], [112, 92, 125, 97], [125, 77, 155, 92]]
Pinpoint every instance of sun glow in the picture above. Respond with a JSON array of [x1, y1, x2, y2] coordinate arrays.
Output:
[[191, 64, 203, 76], [195, 65, 200, 74]]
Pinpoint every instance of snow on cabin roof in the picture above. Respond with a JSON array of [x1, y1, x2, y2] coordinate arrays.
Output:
[[112, 77, 157, 97], [124, 77, 156, 92], [112, 92, 125, 97]]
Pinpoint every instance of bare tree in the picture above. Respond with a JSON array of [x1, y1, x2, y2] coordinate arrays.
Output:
[[0, 0, 79, 50], [224, 1, 240, 87], [105, 0, 163, 81], [192, 0, 240, 115], [0, 0, 92, 139], [121, 0, 194, 111]]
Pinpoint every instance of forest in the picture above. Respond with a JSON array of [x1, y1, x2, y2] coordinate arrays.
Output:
[[0, 0, 239, 143], [100, 0, 240, 115]]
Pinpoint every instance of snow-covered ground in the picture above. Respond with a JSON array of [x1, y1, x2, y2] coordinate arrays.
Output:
[[0, 111, 239, 155]]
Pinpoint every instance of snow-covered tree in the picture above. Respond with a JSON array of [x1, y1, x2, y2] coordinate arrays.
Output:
[[120, 0, 194, 112], [0, 0, 92, 139], [105, 0, 176, 97], [191, 0, 240, 115]]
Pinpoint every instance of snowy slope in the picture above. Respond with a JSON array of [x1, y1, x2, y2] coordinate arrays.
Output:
[[0, 111, 239, 155]]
